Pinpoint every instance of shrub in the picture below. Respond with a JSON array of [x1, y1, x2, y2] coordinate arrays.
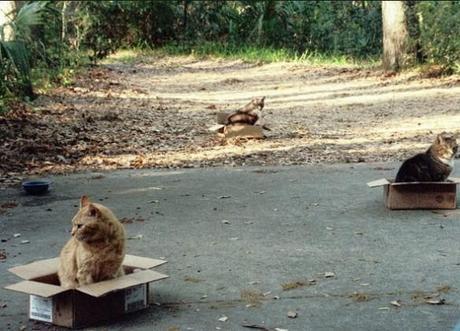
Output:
[[416, 1, 460, 72]]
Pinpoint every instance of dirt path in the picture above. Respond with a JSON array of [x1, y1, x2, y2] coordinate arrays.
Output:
[[1, 54, 460, 185]]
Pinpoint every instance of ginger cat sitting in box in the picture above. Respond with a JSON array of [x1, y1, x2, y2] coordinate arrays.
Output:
[[58, 196, 125, 289]]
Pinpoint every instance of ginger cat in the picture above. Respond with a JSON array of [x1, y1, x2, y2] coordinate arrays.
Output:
[[395, 132, 458, 182], [58, 196, 126, 289]]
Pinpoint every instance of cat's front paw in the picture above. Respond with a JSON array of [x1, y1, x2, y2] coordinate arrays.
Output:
[[60, 280, 78, 289]]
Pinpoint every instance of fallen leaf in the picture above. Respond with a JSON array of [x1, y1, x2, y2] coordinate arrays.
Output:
[[1, 202, 17, 209], [20, 240, 30, 244], [390, 300, 401, 307], [222, 220, 231, 224], [349, 292, 370, 302], [218, 195, 231, 199], [242, 325, 269, 331], [281, 280, 306, 291], [324, 272, 335, 278], [287, 311, 297, 318], [425, 298, 445, 305], [127, 234, 143, 240], [218, 316, 228, 322], [13, 233, 21, 238], [184, 276, 202, 283], [120, 217, 134, 224]]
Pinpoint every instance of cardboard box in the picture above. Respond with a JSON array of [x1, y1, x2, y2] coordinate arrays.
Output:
[[223, 124, 264, 139], [367, 177, 460, 210], [5, 255, 168, 328], [214, 112, 265, 139]]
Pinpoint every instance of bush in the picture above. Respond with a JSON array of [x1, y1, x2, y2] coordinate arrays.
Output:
[[416, 1, 460, 72]]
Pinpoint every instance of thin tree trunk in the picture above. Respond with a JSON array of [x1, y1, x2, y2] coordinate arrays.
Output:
[[183, 0, 188, 33], [0, 1, 16, 41], [382, 1, 408, 71], [61, 1, 67, 42]]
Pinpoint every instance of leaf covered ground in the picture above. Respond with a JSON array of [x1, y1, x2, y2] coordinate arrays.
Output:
[[1, 53, 460, 186]]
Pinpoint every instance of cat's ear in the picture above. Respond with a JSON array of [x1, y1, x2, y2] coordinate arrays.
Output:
[[80, 195, 90, 209], [88, 203, 101, 218], [260, 96, 265, 102]]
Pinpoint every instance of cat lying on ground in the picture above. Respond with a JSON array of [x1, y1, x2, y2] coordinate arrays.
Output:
[[395, 132, 458, 182], [58, 196, 126, 288], [226, 96, 269, 128]]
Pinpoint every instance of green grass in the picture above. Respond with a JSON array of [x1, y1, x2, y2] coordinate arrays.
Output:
[[31, 52, 91, 94], [104, 42, 379, 68]]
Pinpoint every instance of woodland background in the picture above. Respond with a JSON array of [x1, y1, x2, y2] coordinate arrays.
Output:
[[1, 0, 459, 108]]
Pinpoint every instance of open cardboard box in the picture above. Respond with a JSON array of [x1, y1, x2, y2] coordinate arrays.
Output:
[[5, 255, 168, 328], [367, 177, 460, 209]]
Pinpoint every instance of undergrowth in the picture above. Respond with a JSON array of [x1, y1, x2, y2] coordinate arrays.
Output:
[[104, 42, 379, 68]]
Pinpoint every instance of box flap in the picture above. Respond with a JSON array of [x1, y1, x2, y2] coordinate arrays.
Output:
[[5, 280, 68, 297], [448, 177, 460, 183], [123, 255, 167, 269], [208, 124, 225, 132], [391, 180, 460, 186], [224, 125, 265, 139], [77, 269, 168, 297], [8, 258, 59, 280], [367, 178, 390, 187]]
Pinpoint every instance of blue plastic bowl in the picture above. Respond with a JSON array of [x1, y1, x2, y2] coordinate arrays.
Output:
[[22, 180, 51, 195]]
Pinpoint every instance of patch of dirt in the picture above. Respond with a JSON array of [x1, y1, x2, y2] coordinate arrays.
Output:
[[1, 55, 459, 186], [281, 280, 307, 291], [349, 292, 373, 302], [240, 288, 264, 306], [183, 275, 203, 283]]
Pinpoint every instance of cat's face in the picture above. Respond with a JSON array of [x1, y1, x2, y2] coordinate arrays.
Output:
[[251, 96, 265, 110], [434, 133, 458, 160], [71, 196, 111, 243]]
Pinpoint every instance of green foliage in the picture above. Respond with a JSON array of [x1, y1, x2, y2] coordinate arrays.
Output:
[[77, 1, 382, 60], [2, 0, 460, 107], [415, 1, 460, 72], [0, 1, 49, 99], [106, 43, 377, 68], [76, 1, 181, 62]]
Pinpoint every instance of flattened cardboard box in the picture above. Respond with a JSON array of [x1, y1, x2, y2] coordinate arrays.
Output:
[[5, 255, 168, 328], [367, 177, 460, 210]]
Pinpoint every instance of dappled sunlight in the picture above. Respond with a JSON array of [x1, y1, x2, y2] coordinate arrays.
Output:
[[3, 55, 459, 182]]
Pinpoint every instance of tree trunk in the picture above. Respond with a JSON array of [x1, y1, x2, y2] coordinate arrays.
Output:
[[183, 0, 188, 33], [61, 1, 68, 42], [382, 1, 408, 72], [0, 1, 16, 41]]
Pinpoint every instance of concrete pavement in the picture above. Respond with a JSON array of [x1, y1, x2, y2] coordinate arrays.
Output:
[[1, 162, 460, 330]]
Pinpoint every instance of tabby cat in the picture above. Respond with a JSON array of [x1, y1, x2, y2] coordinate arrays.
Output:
[[395, 132, 458, 182], [226, 96, 265, 126], [58, 196, 126, 288]]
